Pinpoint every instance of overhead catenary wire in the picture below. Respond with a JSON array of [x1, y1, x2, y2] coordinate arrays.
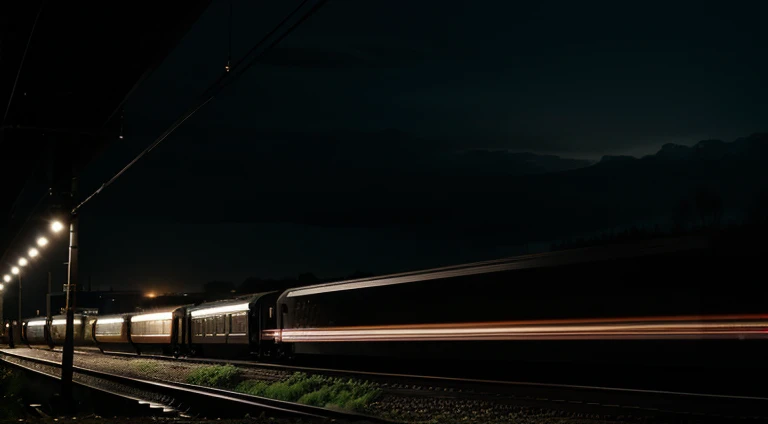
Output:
[[2, 0, 45, 126], [73, 0, 328, 214]]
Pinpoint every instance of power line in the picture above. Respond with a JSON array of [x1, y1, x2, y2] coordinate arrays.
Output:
[[2, 0, 44, 126], [73, 0, 328, 214]]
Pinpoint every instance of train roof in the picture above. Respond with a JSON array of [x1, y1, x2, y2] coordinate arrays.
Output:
[[187, 292, 277, 317], [282, 235, 712, 298]]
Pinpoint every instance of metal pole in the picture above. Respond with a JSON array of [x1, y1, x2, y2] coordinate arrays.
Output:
[[47, 271, 51, 321], [61, 177, 78, 402], [18, 272, 22, 339]]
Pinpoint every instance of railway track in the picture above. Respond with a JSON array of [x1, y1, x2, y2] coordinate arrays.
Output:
[[0, 349, 387, 422], [67, 347, 768, 421]]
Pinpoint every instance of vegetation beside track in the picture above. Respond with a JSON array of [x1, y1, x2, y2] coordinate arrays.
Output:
[[129, 359, 160, 374], [186, 365, 381, 412]]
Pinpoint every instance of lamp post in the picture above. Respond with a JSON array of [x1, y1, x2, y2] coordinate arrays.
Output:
[[59, 178, 77, 404], [11, 266, 21, 333]]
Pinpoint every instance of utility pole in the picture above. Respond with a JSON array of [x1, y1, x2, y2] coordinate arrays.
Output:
[[46, 271, 51, 321], [61, 177, 78, 402], [17, 272, 22, 338]]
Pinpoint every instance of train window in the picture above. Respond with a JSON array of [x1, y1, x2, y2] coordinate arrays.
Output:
[[205, 317, 214, 336], [95, 322, 122, 336], [230, 312, 247, 336], [215, 315, 225, 335], [193, 319, 203, 336], [131, 319, 172, 336]]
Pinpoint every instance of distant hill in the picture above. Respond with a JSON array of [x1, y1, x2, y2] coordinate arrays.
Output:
[[435, 150, 593, 176], [92, 131, 768, 253]]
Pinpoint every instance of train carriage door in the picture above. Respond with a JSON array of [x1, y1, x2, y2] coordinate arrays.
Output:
[[176, 317, 183, 345]]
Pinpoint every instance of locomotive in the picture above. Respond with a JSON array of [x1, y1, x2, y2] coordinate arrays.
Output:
[[16, 234, 768, 370]]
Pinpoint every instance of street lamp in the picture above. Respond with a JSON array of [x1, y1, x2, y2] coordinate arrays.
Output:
[[8, 265, 23, 341], [51, 221, 64, 233], [28, 248, 39, 258], [37, 237, 48, 247]]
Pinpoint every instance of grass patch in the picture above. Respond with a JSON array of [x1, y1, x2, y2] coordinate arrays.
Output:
[[235, 372, 381, 412], [186, 364, 240, 388], [130, 359, 159, 374]]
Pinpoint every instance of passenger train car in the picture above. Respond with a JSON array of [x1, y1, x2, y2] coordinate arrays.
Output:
[[129, 306, 188, 356], [14, 235, 768, 369], [23, 316, 52, 348], [187, 292, 280, 358], [93, 313, 134, 354], [49, 314, 95, 347]]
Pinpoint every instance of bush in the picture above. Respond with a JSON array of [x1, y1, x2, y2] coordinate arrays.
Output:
[[186, 365, 239, 388], [235, 372, 381, 412]]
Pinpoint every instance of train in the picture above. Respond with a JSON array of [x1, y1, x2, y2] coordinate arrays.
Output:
[[15, 234, 768, 372]]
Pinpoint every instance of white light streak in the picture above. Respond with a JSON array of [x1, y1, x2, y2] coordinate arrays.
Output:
[[27, 320, 47, 327]]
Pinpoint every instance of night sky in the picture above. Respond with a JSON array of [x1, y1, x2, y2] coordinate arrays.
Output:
[[19, 0, 767, 302]]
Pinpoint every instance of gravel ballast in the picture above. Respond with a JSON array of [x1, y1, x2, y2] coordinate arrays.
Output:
[[0, 348, 748, 424]]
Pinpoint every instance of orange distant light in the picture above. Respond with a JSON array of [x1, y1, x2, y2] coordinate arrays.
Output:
[[146, 292, 156, 298]]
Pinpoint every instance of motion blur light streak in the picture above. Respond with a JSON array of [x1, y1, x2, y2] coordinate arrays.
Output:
[[270, 315, 768, 343], [26, 320, 47, 327], [285, 237, 709, 298]]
